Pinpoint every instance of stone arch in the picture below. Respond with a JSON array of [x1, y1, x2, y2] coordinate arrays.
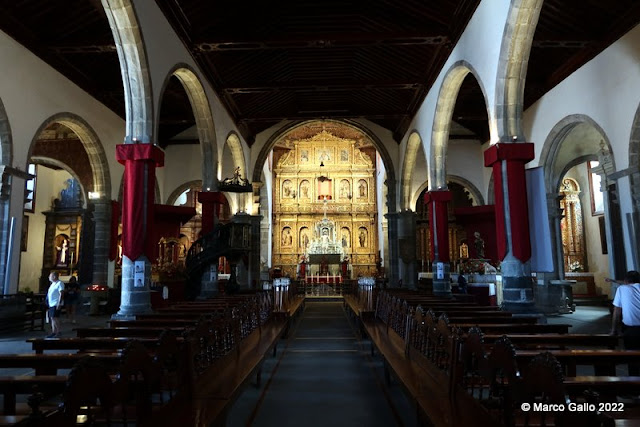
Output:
[[252, 119, 397, 209], [495, 0, 544, 141], [430, 61, 490, 191], [158, 65, 218, 189], [166, 179, 202, 205], [102, 0, 153, 142], [411, 174, 484, 211], [27, 113, 111, 199], [222, 132, 246, 181], [30, 157, 88, 206], [538, 114, 615, 194], [628, 102, 640, 215], [0, 98, 12, 166], [447, 175, 485, 206], [401, 131, 424, 210]]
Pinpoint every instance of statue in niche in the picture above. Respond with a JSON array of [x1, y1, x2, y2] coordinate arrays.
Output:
[[358, 180, 367, 198], [300, 180, 310, 199], [300, 228, 310, 249], [283, 180, 293, 198], [341, 227, 350, 248], [474, 232, 485, 259], [339, 180, 350, 198], [359, 228, 367, 248], [282, 228, 293, 246], [300, 150, 309, 163], [55, 235, 70, 266]]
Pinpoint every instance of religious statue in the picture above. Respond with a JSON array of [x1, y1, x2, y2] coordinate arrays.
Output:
[[283, 180, 292, 197], [300, 180, 309, 198], [300, 230, 310, 249], [358, 180, 367, 198], [282, 228, 293, 246], [474, 232, 485, 259], [359, 229, 367, 248], [233, 166, 241, 183], [340, 180, 350, 198], [55, 236, 69, 266]]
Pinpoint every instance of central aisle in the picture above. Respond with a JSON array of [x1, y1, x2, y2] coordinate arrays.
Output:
[[230, 301, 410, 427]]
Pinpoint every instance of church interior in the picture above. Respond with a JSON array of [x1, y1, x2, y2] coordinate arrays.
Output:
[[1, 0, 640, 425]]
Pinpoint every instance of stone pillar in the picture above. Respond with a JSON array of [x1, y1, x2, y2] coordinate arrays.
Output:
[[91, 199, 111, 286], [484, 143, 535, 312], [397, 211, 417, 289], [535, 194, 573, 313], [0, 166, 31, 294], [385, 212, 400, 287], [113, 144, 164, 319], [425, 190, 452, 297]]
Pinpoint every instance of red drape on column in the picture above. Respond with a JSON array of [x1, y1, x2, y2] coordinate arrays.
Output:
[[484, 143, 534, 263], [198, 191, 227, 234], [424, 190, 452, 262], [108, 200, 120, 261], [116, 144, 164, 261]]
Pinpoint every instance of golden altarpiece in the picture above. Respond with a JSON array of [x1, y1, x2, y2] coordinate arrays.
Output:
[[272, 131, 378, 278]]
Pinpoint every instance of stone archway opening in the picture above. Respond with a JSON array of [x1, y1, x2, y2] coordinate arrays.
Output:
[[23, 119, 111, 292], [540, 117, 619, 296]]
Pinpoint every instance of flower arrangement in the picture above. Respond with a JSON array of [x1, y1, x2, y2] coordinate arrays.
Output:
[[568, 260, 583, 272], [459, 258, 488, 274]]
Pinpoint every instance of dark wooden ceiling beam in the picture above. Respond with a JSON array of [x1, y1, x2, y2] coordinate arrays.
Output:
[[194, 32, 450, 51], [224, 80, 422, 94], [239, 112, 409, 123], [48, 44, 117, 54]]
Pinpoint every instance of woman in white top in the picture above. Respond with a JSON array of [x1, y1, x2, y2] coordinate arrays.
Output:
[[46, 271, 64, 338]]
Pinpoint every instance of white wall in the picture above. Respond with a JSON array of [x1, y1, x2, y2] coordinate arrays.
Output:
[[161, 145, 203, 202]]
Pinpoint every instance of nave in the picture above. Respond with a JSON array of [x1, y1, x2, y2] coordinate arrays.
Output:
[[229, 301, 414, 426]]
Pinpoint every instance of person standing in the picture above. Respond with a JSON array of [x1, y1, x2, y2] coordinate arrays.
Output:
[[46, 271, 64, 338], [610, 270, 640, 375]]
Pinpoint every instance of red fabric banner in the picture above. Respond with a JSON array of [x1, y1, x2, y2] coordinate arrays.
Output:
[[108, 200, 120, 261], [484, 143, 534, 263], [424, 191, 452, 262], [116, 144, 164, 261]]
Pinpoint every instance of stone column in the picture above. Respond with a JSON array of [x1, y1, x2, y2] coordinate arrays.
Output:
[[484, 143, 535, 313], [91, 198, 111, 286], [385, 212, 400, 287], [0, 166, 31, 294], [425, 190, 452, 297], [397, 210, 418, 289], [113, 144, 164, 319]]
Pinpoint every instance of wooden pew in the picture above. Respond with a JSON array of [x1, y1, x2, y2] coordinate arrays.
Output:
[[75, 327, 186, 338]]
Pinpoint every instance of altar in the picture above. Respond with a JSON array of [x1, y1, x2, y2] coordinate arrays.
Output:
[[301, 210, 350, 278]]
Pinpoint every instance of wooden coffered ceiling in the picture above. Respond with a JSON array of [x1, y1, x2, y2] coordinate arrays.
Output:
[[0, 1, 639, 147]]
